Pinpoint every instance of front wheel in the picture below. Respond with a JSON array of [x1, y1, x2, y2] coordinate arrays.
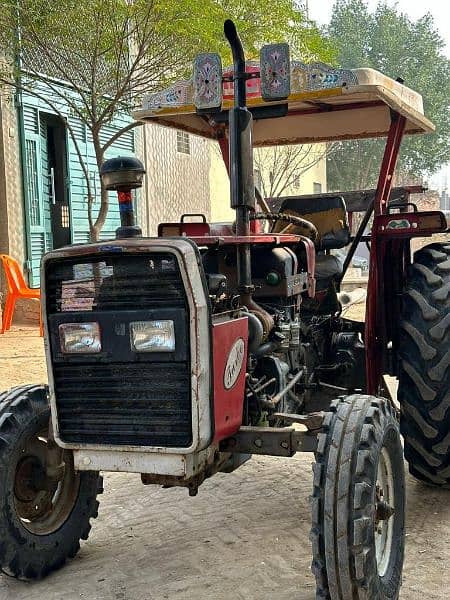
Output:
[[0, 385, 103, 580], [311, 395, 405, 600]]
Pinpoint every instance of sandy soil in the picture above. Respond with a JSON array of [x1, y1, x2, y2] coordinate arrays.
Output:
[[0, 323, 448, 600]]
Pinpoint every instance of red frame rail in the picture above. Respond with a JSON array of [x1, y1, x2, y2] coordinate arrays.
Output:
[[365, 113, 407, 394]]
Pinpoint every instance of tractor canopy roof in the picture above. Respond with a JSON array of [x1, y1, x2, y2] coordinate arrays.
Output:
[[133, 60, 434, 145]]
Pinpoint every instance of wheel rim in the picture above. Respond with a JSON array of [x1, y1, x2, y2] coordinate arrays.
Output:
[[375, 446, 396, 577], [13, 429, 80, 535]]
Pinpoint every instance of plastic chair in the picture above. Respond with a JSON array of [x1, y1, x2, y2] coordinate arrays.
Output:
[[0, 254, 43, 336]]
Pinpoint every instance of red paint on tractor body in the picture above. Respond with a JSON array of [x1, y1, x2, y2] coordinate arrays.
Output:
[[365, 113, 406, 395], [223, 64, 261, 100], [212, 316, 248, 442]]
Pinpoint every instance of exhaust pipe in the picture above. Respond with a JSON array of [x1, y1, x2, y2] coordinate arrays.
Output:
[[224, 20, 255, 294], [224, 20, 274, 338]]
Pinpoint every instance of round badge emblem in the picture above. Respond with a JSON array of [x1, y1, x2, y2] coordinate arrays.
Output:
[[223, 338, 245, 390]]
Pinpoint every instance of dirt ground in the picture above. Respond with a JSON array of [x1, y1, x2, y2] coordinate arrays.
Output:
[[0, 322, 448, 600]]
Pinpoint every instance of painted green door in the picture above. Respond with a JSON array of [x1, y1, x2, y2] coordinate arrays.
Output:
[[22, 96, 134, 285]]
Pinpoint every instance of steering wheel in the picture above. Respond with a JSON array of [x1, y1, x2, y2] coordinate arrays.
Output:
[[249, 212, 318, 243]]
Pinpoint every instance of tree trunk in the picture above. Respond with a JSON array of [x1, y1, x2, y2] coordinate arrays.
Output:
[[89, 184, 109, 242], [90, 132, 108, 242], [89, 221, 100, 243]]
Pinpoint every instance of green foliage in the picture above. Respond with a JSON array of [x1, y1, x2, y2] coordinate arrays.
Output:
[[327, 0, 450, 191], [178, 0, 334, 63], [0, 0, 332, 238], [0, 0, 332, 119]]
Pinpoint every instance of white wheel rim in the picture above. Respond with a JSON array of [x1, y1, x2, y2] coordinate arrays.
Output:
[[375, 446, 395, 577]]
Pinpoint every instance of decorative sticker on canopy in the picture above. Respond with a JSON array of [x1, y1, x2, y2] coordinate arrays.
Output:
[[260, 43, 291, 100], [291, 61, 359, 91], [141, 58, 359, 114], [193, 53, 223, 110], [143, 80, 192, 111]]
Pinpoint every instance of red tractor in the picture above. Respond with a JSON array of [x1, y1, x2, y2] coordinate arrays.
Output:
[[0, 21, 448, 599]]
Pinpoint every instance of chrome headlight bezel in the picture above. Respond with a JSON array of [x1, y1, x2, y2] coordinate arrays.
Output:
[[130, 320, 176, 353], [59, 322, 101, 354]]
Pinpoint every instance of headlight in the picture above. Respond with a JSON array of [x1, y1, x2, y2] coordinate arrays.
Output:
[[130, 320, 175, 352], [59, 322, 101, 354]]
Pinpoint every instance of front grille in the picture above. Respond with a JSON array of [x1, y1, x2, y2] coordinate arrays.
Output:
[[46, 253, 192, 447], [53, 362, 192, 446]]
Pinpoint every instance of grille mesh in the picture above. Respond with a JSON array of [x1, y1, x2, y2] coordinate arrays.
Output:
[[46, 253, 192, 447], [46, 254, 185, 313], [53, 363, 192, 446]]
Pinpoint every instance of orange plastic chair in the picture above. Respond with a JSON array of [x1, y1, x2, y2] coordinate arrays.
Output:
[[0, 254, 43, 336]]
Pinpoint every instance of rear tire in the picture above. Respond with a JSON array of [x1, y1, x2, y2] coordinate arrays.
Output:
[[0, 384, 103, 580], [311, 395, 405, 599], [398, 242, 450, 487]]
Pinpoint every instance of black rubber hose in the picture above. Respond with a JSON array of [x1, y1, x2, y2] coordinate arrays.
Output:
[[245, 311, 264, 353]]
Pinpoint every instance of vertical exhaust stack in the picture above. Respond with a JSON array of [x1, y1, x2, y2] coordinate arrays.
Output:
[[224, 20, 273, 336], [224, 19, 255, 294], [100, 156, 146, 239]]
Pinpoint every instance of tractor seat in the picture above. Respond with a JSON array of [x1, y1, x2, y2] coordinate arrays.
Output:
[[273, 195, 350, 250], [315, 252, 344, 281]]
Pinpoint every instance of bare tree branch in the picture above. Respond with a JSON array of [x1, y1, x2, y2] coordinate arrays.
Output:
[[255, 143, 329, 198], [101, 121, 143, 154]]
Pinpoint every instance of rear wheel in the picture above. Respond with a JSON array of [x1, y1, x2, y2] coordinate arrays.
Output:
[[0, 385, 102, 580], [398, 242, 450, 487], [311, 395, 405, 599]]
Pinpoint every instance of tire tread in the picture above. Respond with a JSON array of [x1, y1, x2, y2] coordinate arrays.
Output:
[[398, 241, 450, 488], [311, 395, 404, 599], [0, 384, 103, 580]]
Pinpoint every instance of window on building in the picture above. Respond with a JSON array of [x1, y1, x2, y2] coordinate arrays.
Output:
[[313, 182, 322, 194], [61, 205, 70, 228], [176, 131, 190, 155]]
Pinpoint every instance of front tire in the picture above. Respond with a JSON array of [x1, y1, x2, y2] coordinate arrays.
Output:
[[311, 395, 405, 600], [0, 385, 103, 580]]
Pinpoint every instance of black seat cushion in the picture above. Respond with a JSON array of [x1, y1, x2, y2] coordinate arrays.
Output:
[[315, 253, 343, 279], [275, 195, 350, 250]]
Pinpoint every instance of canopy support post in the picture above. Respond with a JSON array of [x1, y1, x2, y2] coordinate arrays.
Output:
[[365, 112, 407, 395]]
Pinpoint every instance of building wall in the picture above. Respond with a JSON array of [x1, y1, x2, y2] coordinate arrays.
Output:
[[0, 89, 26, 266], [299, 144, 327, 194], [209, 142, 232, 222], [0, 82, 136, 289], [65, 113, 135, 245], [439, 189, 449, 213], [139, 125, 211, 235]]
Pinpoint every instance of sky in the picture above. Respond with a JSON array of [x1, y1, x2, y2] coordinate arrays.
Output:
[[307, 0, 450, 190], [308, 0, 450, 56]]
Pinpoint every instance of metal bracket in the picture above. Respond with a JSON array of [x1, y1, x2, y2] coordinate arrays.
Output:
[[219, 426, 318, 457], [271, 411, 325, 430]]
